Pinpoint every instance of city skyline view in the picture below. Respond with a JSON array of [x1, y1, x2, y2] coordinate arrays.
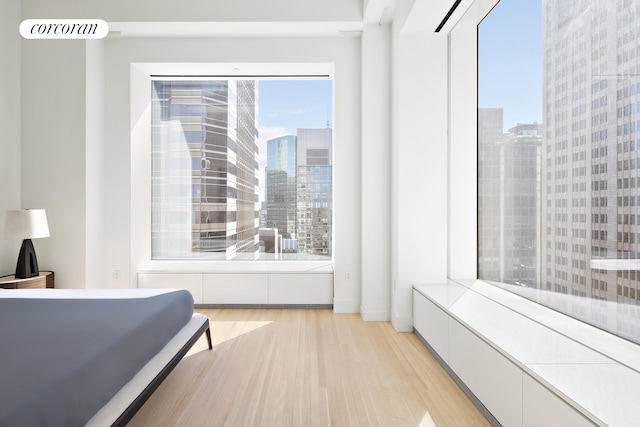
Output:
[[478, 0, 640, 344], [257, 80, 333, 202], [150, 78, 333, 261]]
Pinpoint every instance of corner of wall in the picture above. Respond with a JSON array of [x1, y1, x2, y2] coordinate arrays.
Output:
[[0, 0, 22, 274], [361, 22, 392, 321], [391, 309, 414, 332], [360, 302, 391, 321]]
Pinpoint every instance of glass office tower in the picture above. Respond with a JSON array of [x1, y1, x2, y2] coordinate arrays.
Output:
[[266, 135, 297, 239], [479, 108, 542, 287], [296, 128, 333, 257], [151, 80, 259, 260]]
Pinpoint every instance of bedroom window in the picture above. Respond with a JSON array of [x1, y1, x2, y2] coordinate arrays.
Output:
[[478, 0, 640, 344], [150, 78, 333, 261]]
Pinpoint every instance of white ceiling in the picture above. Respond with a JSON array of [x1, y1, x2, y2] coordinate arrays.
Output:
[[107, 21, 365, 38], [104, 0, 402, 38], [22, 0, 473, 38]]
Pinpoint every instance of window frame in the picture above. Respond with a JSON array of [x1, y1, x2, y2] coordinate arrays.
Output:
[[131, 62, 336, 272]]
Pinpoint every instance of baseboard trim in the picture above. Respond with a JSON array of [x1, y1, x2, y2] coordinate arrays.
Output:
[[391, 312, 413, 332], [359, 303, 390, 321], [332, 298, 360, 313]]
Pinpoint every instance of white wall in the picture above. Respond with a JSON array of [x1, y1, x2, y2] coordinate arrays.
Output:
[[0, 0, 22, 273], [390, 3, 449, 331], [387, 0, 487, 331], [360, 22, 392, 321], [85, 40, 106, 288], [99, 36, 363, 312], [20, 35, 87, 288], [448, 0, 499, 280], [16, 0, 394, 317]]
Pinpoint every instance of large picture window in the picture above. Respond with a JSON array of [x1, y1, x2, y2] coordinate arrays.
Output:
[[150, 78, 333, 261], [478, 0, 640, 343]]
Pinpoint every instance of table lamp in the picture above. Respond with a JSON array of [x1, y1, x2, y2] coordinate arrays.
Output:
[[4, 209, 50, 279]]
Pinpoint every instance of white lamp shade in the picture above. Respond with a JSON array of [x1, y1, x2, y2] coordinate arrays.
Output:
[[4, 209, 50, 240]]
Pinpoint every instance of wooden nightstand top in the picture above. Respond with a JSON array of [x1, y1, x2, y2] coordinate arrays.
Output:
[[0, 271, 54, 289]]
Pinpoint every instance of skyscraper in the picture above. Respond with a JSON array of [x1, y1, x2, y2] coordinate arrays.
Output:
[[151, 80, 260, 260], [479, 108, 541, 287], [542, 0, 640, 303], [266, 135, 297, 238], [234, 80, 261, 259], [296, 128, 333, 256]]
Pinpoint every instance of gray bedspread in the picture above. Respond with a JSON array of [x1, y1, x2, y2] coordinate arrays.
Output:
[[0, 289, 194, 427]]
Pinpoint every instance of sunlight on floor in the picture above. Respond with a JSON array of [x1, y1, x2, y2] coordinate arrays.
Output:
[[419, 410, 437, 427], [186, 320, 274, 356], [211, 320, 274, 345]]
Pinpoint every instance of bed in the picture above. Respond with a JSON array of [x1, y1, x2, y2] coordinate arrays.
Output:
[[0, 288, 212, 427]]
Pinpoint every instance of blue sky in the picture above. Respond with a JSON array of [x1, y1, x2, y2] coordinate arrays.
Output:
[[478, 0, 542, 130], [257, 80, 333, 133], [253, 0, 542, 196]]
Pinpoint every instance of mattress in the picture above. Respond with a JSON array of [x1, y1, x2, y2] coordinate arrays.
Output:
[[0, 288, 194, 427]]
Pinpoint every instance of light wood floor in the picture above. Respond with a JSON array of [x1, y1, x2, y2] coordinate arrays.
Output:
[[128, 309, 490, 427]]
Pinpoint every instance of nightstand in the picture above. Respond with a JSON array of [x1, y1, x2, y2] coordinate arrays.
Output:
[[0, 271, 54, 289]]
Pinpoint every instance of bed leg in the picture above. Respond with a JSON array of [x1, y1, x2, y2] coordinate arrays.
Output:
[[205, 327, 213, 349]]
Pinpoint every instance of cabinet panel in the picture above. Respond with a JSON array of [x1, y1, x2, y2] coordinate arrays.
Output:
[[449, 318, 523, 427], [523, 373, 594, 427], [268, 273, 333, 305], [137, 273, 203, 304], [413, 290, 449, 362], [202, 274, 268, 305]]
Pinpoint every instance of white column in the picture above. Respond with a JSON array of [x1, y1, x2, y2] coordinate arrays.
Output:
[[391, 28, 449, 332], [86, 40, 107, 288], [448, 18, 479, 280], [361, 22, 392, 321]]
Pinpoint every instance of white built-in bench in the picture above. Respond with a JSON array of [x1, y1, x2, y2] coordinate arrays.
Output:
[[137, 262, 334, 306], [413, 280, 640, 427]]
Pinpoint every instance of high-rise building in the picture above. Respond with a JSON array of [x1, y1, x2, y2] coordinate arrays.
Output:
[[542, 0, 640, 303], [265, 135, 297, 238], [151, 80, 260, 260], [296, 128, 332, 256], [234, 80, 261, 259], [479, 108, 542, 287]]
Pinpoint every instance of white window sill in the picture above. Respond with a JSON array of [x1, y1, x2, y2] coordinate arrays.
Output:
[[137, 260, 334, 274], [449, 279, 640, 370]]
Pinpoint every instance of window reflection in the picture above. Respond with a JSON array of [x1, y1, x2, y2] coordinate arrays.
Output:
[[478, 0, 640, 343], [151, 79, 333, 261]]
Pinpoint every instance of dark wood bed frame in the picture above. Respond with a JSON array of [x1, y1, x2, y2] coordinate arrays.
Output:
[[112, 319, 212, 426]]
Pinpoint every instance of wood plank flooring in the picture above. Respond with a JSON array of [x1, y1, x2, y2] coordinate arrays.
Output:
[[128, 309, 490, 426]]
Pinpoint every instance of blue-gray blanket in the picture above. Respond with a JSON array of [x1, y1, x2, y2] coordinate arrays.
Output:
[[0, 290, 193, 427]]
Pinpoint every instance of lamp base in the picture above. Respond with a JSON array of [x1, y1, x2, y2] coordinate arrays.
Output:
[[15, 239, 40, 279]]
